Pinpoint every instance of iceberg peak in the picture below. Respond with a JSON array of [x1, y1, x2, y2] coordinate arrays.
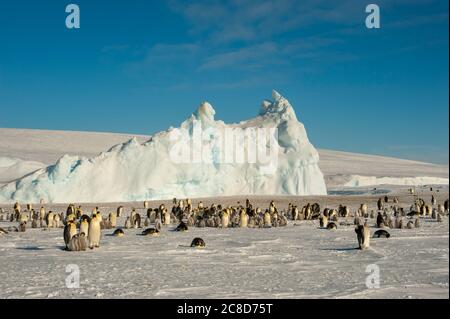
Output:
[[272, 89, 282, 101], [194, 101, 216, 123]]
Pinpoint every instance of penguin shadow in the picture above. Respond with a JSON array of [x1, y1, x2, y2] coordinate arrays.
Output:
[[320, 247, 360, 252], [16, 246, 45, 251]]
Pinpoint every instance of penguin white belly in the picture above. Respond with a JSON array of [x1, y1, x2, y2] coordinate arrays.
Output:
[[80, 221, 89, 236], [164, 212, 170, 225], [362, 227, 370, 249], [109, 214, 117, 227], [88, 220, 101, 248], [239, 214, 248, 228], [263, 213, 271, 226], [221, 215, 229, 228]]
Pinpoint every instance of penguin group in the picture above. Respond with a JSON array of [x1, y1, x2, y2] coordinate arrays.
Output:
[[0, 187, 448, 253]]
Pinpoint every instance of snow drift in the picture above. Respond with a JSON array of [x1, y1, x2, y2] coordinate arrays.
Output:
[[0, 157, 45, 184], [0, 90, 327, 203]]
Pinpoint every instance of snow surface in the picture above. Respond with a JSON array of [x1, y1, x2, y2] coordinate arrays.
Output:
[[0, 188, 448, 298], [0, 91, 328, 203]]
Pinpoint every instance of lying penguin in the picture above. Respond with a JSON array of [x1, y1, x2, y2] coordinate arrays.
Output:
[[142, 227, 160, 236], [190, 237, 205, 248], [373, 229, 390, 238]]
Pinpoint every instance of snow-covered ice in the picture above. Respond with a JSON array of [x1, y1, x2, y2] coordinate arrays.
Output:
[[0, 91, 328, 203]]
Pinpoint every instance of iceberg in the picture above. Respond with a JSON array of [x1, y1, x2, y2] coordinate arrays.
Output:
[[0, 90, 327, 203]]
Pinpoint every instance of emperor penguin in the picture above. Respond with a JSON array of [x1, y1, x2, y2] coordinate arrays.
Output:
[[360, 204, 368, 217], [431, 209, 437, 219], [19, 212, 29, 223], [117, 206, 123, 217], [88, 213, 102, 249], [108, 212, 117, 228], [14, 202, 21, 214], [67, 234, 80, 251], [64, 221, 77, 249], [263, 210, 271, 227], [18, 221, 26, 232], [144, 201, 149, 209], [79, 218, 89, 237], [239, 209, 248, 228], [53, 213, 61, 228], [376, 212, 385, 228], [292, 206, 299, 221], [326, 222, 337, 230], [414, 218, 420, 228], [373, 229, 390, 238], [319, 214, 328, 228], [68, 233, 87, 251], [437, 204, 444, 214], [46, 211, 54, 228], [406, 220, 414, 229], [221, 209, 230, 228], [124, 217, 131, 229], [437, 213, 443, 222], [39, 207, 45, 221], [144, 217, 150, 227], [141, 227, 160, 236], [113, 228, 125, 237], [190, 237, 205, 248], [355, 222, 370, 250], [175, 221, 188, 232], [163, 208, 171, 226], [354, 215, 361, 226], [431, 195, 437, 206], [155, 218, 162, 232]]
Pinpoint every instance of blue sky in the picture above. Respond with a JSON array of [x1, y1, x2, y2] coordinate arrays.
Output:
[[0, 0, 448, 164]]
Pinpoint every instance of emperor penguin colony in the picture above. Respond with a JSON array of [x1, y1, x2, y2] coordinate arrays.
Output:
[[0, 92, 448, 298]]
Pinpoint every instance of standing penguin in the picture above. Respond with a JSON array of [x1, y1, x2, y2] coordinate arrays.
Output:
[[163, 209, 171, 226], [319, 215, 328, 228], [109, 212, 117, 228], [64, 221, 77, 249], [360, 204, 368, 217], [46, 211, 54, 228], [124, 217, 131, 229], [239, 210, 248, 228], [355, 222, 370, 250], [18, 221, 26, 232], [88, 213, 101, 249], [155, 218, 162, 232], [117, 206, 123, 217], [376, 212, 385, 228], [221, 209, 230, 228], [79, 218, 89, 237], [263, 210, 271, 227]]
